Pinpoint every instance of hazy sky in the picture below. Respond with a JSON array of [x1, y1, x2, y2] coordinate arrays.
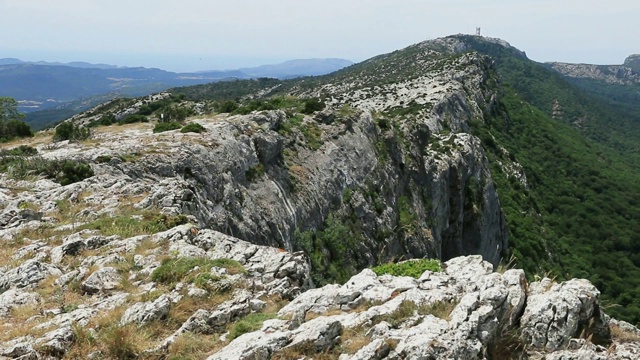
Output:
[[1, 0, 638, 72]]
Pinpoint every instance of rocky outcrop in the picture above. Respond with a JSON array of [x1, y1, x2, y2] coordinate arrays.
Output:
[[624, 54, 640, 71], [207, 256, 638, 360], [0, 210, 637, 359], [547, 61, 640, 85]]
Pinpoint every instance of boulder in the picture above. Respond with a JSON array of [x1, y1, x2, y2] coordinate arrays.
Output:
[[120, 295, 171, 326], [81, 267, 121, 294], [0, 289, 41, 316], [520, 278, 609, 351], [0, 259, 62, 290]]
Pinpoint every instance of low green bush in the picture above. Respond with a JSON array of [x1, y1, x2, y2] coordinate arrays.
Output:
[[0, 145, 37, 156], [56, 161, 94, 185], [0, 119, 32, 142], [372, 259, 441, 278], [180, 123, 206, 133], [2, 156, 94, 185], [153, 121, 182, 133], [301, 98, 324, 114], [119, 114, 148, 125], [88, 113, 116, 127]]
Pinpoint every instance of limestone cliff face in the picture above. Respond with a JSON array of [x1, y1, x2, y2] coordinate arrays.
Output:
[[126, 56, 506, 270]]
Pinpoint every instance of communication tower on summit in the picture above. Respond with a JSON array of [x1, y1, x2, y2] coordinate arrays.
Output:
[[476, 27, 481, 36]]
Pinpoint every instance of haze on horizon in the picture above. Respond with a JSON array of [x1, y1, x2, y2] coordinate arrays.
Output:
[[1, 0, 638, 73]]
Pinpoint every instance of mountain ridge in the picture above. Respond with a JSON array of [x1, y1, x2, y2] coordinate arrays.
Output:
[[1, 34, 640, 358]]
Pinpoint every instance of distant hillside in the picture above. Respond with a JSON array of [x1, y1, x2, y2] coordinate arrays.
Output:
[[544, 56, 640, 140], [0, 57, 351, 129]]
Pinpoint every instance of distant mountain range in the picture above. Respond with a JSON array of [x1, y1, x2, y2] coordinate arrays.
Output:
[[0, 57, 353, 123]]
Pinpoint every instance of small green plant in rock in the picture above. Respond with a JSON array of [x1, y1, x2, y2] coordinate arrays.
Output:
[[245, 163, 266, 182], [372, 259, 441, 278], [94, 155, 112, 163], [228, 313, 277, 339]]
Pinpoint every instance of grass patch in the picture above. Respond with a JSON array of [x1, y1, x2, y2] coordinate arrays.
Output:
[[151, 257, 245, 286], [371, 299, 457, 328], [167, 333, 222, 360], [372, 259, 441, 278], [610, 323, 640, 343], [228, 312, 277, 339], [80, 211, 188, 238]]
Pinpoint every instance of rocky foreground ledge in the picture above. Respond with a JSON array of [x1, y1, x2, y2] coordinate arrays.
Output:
[[0, 219, 638, 359]]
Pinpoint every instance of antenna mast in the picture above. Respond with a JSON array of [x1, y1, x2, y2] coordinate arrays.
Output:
[[476, 27, 481, 36]]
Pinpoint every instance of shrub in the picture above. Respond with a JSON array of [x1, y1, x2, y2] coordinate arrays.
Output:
[[153, 121, 182, 133], [53, 122, 91, 142], [161, 106, 193, 122], [1, 145, 37, 156], [216, 100, 239, 113], [56, 161, 94, 185], [1, 97, 32, 141], [181, 123, 206, 133], [119, 114, 148, 125], [302, 98, 324, 114], [372, 259, 441, 278], [89, 113, 116, 127], [245, 163, 265, 182], [2, 157, 94, 185]]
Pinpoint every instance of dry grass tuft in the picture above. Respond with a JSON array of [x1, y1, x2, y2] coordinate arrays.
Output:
[[610, 323, 640, 343], [340, 325, 371, 354], [168, 333, 223, 359]]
